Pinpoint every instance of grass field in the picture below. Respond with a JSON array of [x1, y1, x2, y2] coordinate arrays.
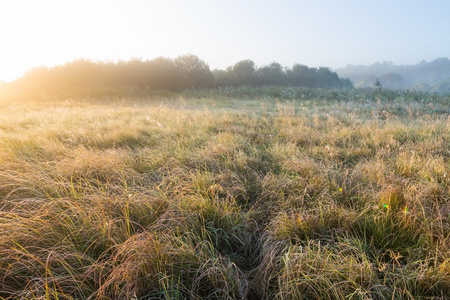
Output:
[[0, 89, 449, 299]]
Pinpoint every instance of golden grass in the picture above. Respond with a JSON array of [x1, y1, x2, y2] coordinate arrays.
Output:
[[0, 92, 449, 299]]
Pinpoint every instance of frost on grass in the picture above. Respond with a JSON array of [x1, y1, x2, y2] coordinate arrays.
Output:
[[0, 91, 449, 299]]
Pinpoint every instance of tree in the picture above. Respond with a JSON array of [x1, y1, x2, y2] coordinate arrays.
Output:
[[145, 57, 179, 89], [316, 67, 340, 87], [232, 59, 256, 86], [339, 77, 354, 89], [374, 78, 382, 89], [287, 64, 317, 87], [212, 69, 232, 87], [256, 62, 285, 86], [174, 54, 214, 89]]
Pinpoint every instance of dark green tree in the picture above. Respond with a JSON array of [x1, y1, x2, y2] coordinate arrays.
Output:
[[316, 67, 340, 87], [232, 59, 256, 86], [287, 64, 317, 87], [256, 62, 285, 86], [174, 54, 214, 89], [374, 78, 382, 89]]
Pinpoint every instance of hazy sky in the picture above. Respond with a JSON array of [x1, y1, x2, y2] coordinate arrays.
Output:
[[0, 0, 449, 81]]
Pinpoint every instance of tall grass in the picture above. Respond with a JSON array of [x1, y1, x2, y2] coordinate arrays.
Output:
[[0, 89, 449, 299]]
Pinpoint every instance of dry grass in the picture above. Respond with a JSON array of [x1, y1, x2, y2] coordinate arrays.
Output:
[[0, 91, 449, 299]]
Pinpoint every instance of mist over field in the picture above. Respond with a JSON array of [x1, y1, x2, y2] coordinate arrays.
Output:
[[1, 84, 450, 298], [336, 57, 450, 92], [1, 44, 450, 300], [1, 0, 450, 299], [0, 55, 353, 100]]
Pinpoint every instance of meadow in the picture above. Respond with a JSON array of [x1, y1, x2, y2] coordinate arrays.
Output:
[[0, 88, 449, 299]]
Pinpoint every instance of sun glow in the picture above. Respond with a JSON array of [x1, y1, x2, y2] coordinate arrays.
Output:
[[0, 2, 81, 81], [0, 0, 219, 83], [1, 1, 449, 83], [0, 1, 148, 82]]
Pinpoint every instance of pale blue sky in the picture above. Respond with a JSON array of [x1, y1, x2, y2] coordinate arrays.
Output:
[[0, 0, 449, 81]]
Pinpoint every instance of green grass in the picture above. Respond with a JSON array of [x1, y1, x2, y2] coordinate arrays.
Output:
[[0, 89, 449, 299]]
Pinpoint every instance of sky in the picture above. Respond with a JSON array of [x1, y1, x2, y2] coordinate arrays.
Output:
[[0, 0, 449, 82]]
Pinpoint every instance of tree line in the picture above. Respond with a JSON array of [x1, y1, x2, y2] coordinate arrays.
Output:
[[4, 55, 353, 97]]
